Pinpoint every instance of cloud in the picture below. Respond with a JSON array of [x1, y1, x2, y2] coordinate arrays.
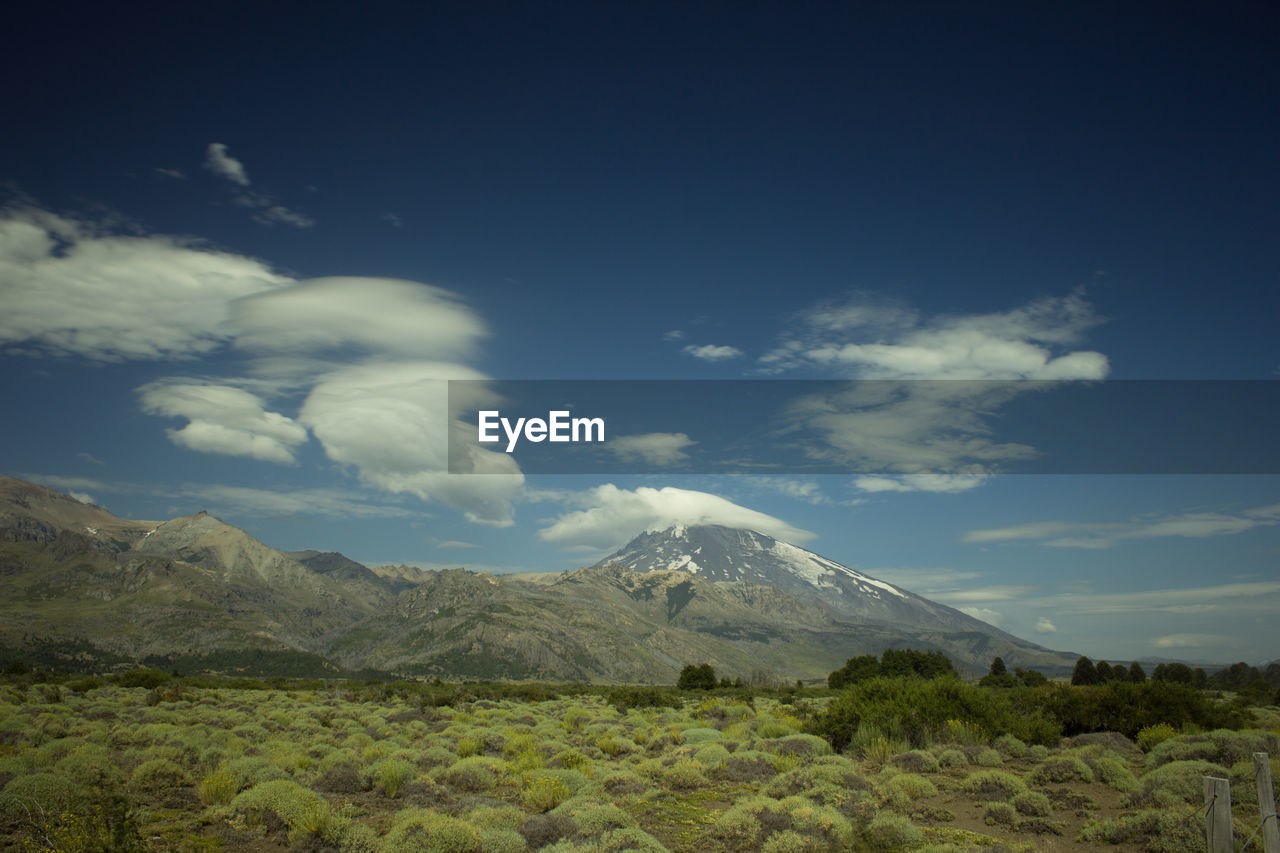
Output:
[[232, 191, 315, 229], [183, 484, 414, 519], [739, 477, 830, 505], [758, 292, 1109, 480], [298, 360, 523, 526], [958, 607, 1002, 626], [68, 491, 96, 505], [77, 452, 104, 466], [537, 484, 814, 550], [1034, 581, 1280, 616], [608, 433, 695, 465], [683, 344, 744, 361], [963, 503, 1280, 548], [1034, 617, 1057, 634], [233, 277, 485, 360], [138, 382, 309, 464], [929, 585, 1038, 603], [663, 330, 685, 341], [204, 143, 250, 186], [865, 566, 985, 593], [202, 142, 249, 185], [0, 208, 290, 360], [381, 212, 404, 228], [154, 168, 186, 180], [434, 539, 478, 549], [1153, 633, 1234, 650], [854, 474, 987, 493], [761, 290, 1107, 380]]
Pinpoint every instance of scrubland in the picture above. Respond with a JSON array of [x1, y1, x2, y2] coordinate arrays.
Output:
[[0, 672, 1276, 852]]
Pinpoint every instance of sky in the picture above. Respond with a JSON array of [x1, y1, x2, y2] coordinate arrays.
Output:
[[1, 1, 1277, 665]]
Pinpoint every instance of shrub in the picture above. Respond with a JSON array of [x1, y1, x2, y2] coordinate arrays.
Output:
[[993, 734, 1027, 758], [1079, 808, 1205, 851], [886, 773, 937, 799], [520, 812, 576, 849], [1094, 756, 1139, 793], [936, 749, 967, 769], [984, 802, 1017, 827], [436, 756, 502, 793], [1127, 759, 1229, 807], [863, 813, 923, 851], [521, 769, 586, 812], [681, 727, 723, 744], [597, 735, 637, 757], [1028, 756, 1093, 785], [130, 757, 188, 792], [197, 768, 238, 805], [1012, 790, 1052, 817], [973, 748, 1002, 767], [384, 808, 481, 853], [808, 678, 1059, 752], [960, 769, 1027, 800], [890, 749, 940, 773], [660, 758, 709, 789], [368, 757, 415, 798], [1136, 722, 1178, 752]]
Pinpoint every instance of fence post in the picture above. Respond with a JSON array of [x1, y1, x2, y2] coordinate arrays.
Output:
[[1256, 753, 1279, 853], [1205, 775, 1232, 853]]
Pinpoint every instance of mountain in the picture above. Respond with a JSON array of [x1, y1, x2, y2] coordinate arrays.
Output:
[[596, 524, 1077, 675], [0, 477, 393, 661], [0, 477, 1078, 681]]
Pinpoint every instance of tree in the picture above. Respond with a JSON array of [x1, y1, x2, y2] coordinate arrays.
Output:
[[1015, 667, 1048, 687], [1095, 660, 1113, 681], [828, 654, 880, 689], [677, 663, 716, 690], [1128, 661, 1146, 683], [979, 656, 1017, 688], [1071, 656, 1099, 686]]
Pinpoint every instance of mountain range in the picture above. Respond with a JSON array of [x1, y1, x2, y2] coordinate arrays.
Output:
[[0, 476, 1079, 681]]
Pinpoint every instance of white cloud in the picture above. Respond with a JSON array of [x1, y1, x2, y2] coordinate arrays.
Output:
[[930, 585, 1038, 603], [1153, 633, 1234, 650], [250, 203, 315, 229], [138, 382, 309, 464], [683, 344, 744, 361], [381, 212, 404, 228], [68, 491, 96, 505], [963, 503, 1280, 549], [298, 361, 523, 526], [537, 484, 814, 550], [155, 168, 186, 180], [608, 433, 695, 465], [1034, 617, 1057, 634], [739, 477, 830, 505], [232, 277, 485, 360], [663, 330, 685, 341], [77, 452, 104, 466], [959, 607, 1002, 626], [0, 208, 290, 360], [865, 566, 985, 593], [759, 292, 1109, 479], [1035, 581, 1280, 616], [762, 290, 1107, 380], [854, 474, 987, 493], [204, 143, 250, 186], [183, 484, 414, 519]]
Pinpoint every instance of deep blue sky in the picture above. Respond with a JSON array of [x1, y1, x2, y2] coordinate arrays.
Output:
[[2, 1, 1277, 663]]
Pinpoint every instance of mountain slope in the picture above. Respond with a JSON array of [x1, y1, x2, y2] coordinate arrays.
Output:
[[597, 524, 1075, 674]]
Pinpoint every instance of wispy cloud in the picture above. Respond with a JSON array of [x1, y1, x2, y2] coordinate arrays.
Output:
[[138, 381, 308, 464], [537, 484, 813, 550], [959, 606, 1001, 626], [76, 452, 104, 466], [963, 503, 1280, 549], [1034, 617, 1057, 634], [204, 143, 250, 186], [1035, 581, 1280, 616], [433, 539, 478, 549], [1152, 633, 1235, 650], [608, 432, 695, 465], [663, 330, 685, 341], [854, 474, 987, 493], [154, 167, 186, 180], [683, 343, 744, 361]]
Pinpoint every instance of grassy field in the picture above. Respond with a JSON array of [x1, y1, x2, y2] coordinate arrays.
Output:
[[0, 673, 1276, 852]]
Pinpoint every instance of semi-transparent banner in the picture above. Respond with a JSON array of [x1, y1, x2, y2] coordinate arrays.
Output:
[[446, 380, 1280, 475]]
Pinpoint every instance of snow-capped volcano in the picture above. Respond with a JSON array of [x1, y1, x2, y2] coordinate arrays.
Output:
[[597, 524, 1005, 635]]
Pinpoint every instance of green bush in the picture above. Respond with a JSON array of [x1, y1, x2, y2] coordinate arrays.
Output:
[[984, 801, 1017, 826], [863, 813, 923, 851], [1012, 790, 1052, 817], [960, 769, 1027, 800], [1028, 755, 1093, 785], [1127, 759, 1230, 808], [198, 768, 238, 805], [521, 769, 586, 811], [384, 808, 482, 853], [1079, 808, 1205, 851], [807, 678, 1060, 752], [129, 757, 189, 791], [368, 757, 415, 798]]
